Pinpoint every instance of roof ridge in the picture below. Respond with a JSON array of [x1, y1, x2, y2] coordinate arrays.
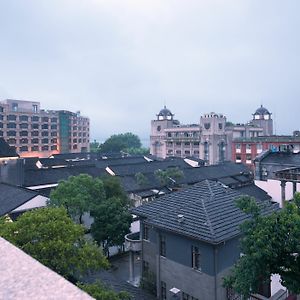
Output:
[[200, 181, 215, 238]]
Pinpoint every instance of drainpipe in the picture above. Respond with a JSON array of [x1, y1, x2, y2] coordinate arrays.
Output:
[[156, 231, 161, 299], [214, 246, 218, 300]]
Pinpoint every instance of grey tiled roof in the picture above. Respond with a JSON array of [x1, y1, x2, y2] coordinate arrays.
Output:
[[133, 180, 279, 244], [0, 183, 38, 216], [108, 158, 191, 176], [0, 238, 93, 300], [24, 166, 107, 186], [256, 151, 300, 167]]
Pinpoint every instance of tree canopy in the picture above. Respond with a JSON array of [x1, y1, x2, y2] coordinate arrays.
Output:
[[154, 167, 184, 186], [78, 281, 132, 300], [91, 196, 132, 256], [49, 174, 106, 224], [224, 194, 300, 296], [98, 132, 147, 154], [0, 207, 108, 281]]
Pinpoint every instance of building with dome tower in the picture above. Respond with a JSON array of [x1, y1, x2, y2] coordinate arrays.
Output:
[[150, 105, 294, 167], [251, 105, 273, 136]]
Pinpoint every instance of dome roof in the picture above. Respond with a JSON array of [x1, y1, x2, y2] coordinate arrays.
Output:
[[157, 106, 173, 117], [254, 105, 271, 115]]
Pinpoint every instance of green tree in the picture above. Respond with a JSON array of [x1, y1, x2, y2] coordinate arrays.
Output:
[[78, 281, 132, 300], [98, 133, 142, 153], [101, 176, 129, 207], [154, 167, 183, 186], [90, 139, 100, 152], [49, 174, 106, 224], [91, 196, 132, 257], [135, 172, 149, 187], [224, 194, 300, 297], [0, 207, 108, 281]]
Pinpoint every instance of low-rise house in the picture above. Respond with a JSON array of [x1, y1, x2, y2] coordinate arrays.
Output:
[[0, 183, 48, 218], [131, 180, 279, 300]]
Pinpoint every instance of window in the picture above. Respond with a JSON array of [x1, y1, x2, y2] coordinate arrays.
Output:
[[0, 106, 3, 112], [20, 131, 28, 136], [194, 150, 199, 155], [32, 116, 39, 122], [73, 132, 77, 137], [143, 225, 149, 240], [20, 138, 28, 144], [184, 142, 190, 146], [8, 138, 16, 144], [42, 138, 49, 144], [0, 115, 3, 120], [218, 123, 223, 130], [161, 281, 166, 300], [7, 115, 16, 121], [19, 146, 28, 152], [42, 145, 49, 151], [160, 235, 166, 257], [51, 138, 57, 143], [176, 142, 181, 146], [193, 142, 199, 146], [176, 150, 181, 155], [32, 104, 38, 113], [157, 125, 161, 132], [73, 126, 77, 130], [31, 146, 39, 151], [42, 124, 48, 130], [185, 150, 190, 155], [51, 117, 57, 123], [78, 138, 82, 143], [167, 132, 171, 137], [31, 138, 39, 144], [51, 124, 57, 130], [51, 131, 57, 136], [32, 123, 39, 129], [192, 245, 201, 270], [73, 139, 77, 143], [73, 144, 78, 149], [31, 131, 39, 136], [42, 117, 49, 122], [20, 123, 28, 129], [42, 131, 48, 137], [20, 115, 28, 121], [8, 130, 16, 136], [0, 131, 3, 136], [204, 123, 210, 130], [204, 141, 209, 162], [51, 145, 57, 150], [7, 123, 16, 128], [12, 103, 18, 112]]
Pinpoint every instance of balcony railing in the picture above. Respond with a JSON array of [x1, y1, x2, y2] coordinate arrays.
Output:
[[125, 232, 141, 252]]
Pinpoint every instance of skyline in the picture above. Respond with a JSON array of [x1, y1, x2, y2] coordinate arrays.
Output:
[[1, 1, 300, 144]]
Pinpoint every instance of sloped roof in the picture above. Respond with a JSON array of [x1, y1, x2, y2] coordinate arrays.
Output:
[[108, 158, 191, 176], [132, 180, 279, 244], [0, 238, 93, 300], [0, 138, 18, 158], [0, 183, 38, 216], [256, 151, 300, 167], [24, 166, 107, 186], [119, 161, 251, 194]]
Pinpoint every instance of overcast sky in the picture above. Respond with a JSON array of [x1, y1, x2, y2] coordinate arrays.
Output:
[[0, 0, 299, 145]]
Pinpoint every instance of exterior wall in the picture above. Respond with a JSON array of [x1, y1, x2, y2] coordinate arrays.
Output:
[[0, 100, 89, 157], [140, 221, 240, 300], [0, 157, 24, 186]]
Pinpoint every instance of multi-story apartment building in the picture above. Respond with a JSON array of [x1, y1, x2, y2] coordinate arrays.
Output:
[[150, 105, 273, 165], [232, 133, 300, 168], [0, 99, 90, 157]]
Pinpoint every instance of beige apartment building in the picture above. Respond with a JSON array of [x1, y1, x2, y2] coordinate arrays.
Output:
[[0, 99, 90, 157]]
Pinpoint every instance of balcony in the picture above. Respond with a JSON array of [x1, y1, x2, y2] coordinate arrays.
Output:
[[125, 232, 141, 252]]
